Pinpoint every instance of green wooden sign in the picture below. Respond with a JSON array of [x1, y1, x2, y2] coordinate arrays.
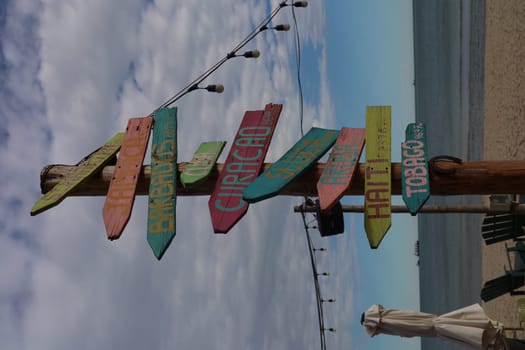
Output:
[[31, 133, 124, 216], [364, 106, 391, 249], [243, 127, 339, 203], [147, 107, 177, 260], [401, 122, 430, 215], [180, 141, 226, 188]]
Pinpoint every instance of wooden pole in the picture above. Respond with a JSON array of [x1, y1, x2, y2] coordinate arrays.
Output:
[[293, 204, 525, 215], [39, 160, 525, 197]]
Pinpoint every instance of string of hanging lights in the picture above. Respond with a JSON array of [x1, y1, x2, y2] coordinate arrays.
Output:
[[300, 198, 337, 350], [156, 1, 308, 110]]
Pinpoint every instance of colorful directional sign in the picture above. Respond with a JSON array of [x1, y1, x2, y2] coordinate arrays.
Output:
[[181, 141, 226, 188], [209, 103, 282, 234], [147, 108, 177, 260], [103, 116, 153, 240], [401, 122, 430, 215], [31, 132, 124, 216], [317, 127, 365, 211], [243, 127, 339, 203], [364, 106, 391, 249]]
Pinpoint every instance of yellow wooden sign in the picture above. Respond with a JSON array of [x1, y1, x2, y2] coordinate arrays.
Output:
[[31, 133, 124, 216], [364, 106, 391, 248]]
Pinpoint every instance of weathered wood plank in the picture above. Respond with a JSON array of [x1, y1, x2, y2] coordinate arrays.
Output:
[[31, 133, 124, 216], [39, 160, 525, 197], [209, 103, 282, 233], [317, 127, 365, 211], [401, 122, 430, 215], [103, 116, 153, 240], [147, 108, 177, 260], [364, 106, 391, 249], [243, 127, 339, 203], [180, 141, 226, 188]]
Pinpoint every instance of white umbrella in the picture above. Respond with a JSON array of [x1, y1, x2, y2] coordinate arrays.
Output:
[[362, 304, 504, 349]]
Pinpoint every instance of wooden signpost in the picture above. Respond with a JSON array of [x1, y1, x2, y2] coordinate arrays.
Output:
[[401, 122, 430, 215], [317, 127, 365, 211], [40, 160, 525, 197], [35, 102, 525, 257], [243, 127, 339, 203], [180, 141, 226, 187], [147, 108, 177, 260], [364, 106, 391, 249], [31, 132, 124, 216], [103, 116, 153, 240], [208, 103, 282, 234]]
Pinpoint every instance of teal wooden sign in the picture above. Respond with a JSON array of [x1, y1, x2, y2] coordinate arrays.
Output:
[[147, 107, 177, 260], [401, 122, 429, 215], [243, 127, 339, 203]]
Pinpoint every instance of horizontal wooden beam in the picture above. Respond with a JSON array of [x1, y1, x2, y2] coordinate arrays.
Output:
[[39, 160, 525, 197], [293, 204, 525, 214]]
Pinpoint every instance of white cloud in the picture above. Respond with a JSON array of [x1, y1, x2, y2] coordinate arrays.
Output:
[[0, 0, 346, 349]]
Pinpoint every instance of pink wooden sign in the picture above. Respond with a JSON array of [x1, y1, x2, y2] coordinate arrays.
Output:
[[317, 127, 365, 211], [208, 103, 282, 233]]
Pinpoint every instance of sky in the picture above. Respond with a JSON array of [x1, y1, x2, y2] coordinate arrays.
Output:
[[0, 1, 419, 349]]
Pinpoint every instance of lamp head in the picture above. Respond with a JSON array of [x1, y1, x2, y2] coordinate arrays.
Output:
[[205, 84, 224, 93], [293, 1, 308, 7]]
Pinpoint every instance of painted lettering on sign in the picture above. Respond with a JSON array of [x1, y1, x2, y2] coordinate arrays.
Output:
[[319, 144, 358, 184], [181, 141, 226, 188], [401, 122, 430, 214], [317, 127, 366, 211], [213, 126, 271, 212], [402, 143, 427, 195], [184, 153, 219, 176], [264, 132, 337, 180], [148, 163, 176, 234], [147, 107, 177, 260], [365, 159, 390, 219], [103, 117, 152, 240], [148, 124, 176, 235], [209, 103, 282, 233], [243, 127, 339, 203], [31, 132, 124, 216], [364, 106, 391, 249]]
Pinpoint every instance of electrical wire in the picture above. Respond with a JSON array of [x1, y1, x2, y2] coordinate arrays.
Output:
[[291, 4, 304, 136], [300, 198, 330, 350], [156, 1, 289, 111]]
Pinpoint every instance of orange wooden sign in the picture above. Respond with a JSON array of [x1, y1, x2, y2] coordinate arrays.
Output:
[[103, 116, 153, 240], [364, 106, 391, 248]]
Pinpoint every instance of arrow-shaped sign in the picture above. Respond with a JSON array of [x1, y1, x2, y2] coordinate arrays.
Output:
[[209, 103, 282, 233], [364, 106, 391, 248], [147, 108, 177, 260], [317, 127, 365, 211], [31, 133, 124, 216], [103, 116, 153, 240]]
